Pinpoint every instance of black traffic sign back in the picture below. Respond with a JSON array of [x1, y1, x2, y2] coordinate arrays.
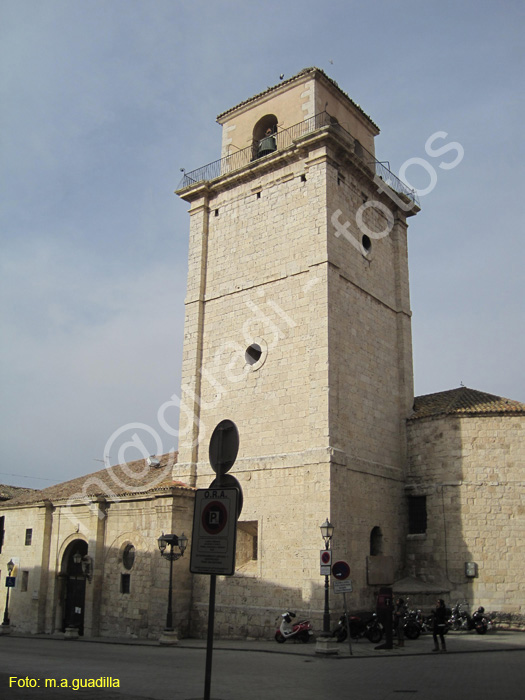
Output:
[[209, 474, 243, 516], [209, 420, 239, 475]]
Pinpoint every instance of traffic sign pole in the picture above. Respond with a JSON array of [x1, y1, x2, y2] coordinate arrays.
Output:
[[202, 420, 240, 700], [343, 593, 352, 656], [204, 574, 216, 700], [331, 559, 353, 655]]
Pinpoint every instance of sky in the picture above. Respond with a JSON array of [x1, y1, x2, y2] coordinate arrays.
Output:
[[1, 0, 524, 489]]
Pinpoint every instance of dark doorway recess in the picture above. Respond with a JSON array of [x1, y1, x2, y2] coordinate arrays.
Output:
[[61, 539, 88, 635]]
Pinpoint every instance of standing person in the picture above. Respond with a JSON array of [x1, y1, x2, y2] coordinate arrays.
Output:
[[432, 599, 448, 652], [393, 598, 406, 647]]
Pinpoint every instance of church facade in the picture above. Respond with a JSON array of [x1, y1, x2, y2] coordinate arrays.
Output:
[[0, 456, 195, 639], [1, 69, 523, 639]]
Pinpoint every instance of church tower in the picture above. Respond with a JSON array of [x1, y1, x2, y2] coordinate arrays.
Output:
[[175, 68, 419, 634]]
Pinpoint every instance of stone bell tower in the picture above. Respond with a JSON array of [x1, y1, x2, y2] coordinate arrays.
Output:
[[175, 68, 419, 635]]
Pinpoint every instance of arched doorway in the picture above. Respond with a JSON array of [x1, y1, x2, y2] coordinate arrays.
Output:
[[60, 539, 88, 635]]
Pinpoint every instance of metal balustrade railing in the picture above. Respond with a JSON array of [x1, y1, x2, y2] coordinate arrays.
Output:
[[178, 111, 419, 206]]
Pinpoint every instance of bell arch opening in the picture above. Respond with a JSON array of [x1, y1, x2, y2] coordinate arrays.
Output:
[[253, 114, 278, 159]]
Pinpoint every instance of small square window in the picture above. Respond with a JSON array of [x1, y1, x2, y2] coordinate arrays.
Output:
[[120, 573, 131, 594], [25, 528, 32, 546]]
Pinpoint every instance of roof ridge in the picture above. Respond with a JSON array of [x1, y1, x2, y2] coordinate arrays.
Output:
[[410, 386, 525, 420], [216, 67, 379, 130], [0, 451, 189, 507]]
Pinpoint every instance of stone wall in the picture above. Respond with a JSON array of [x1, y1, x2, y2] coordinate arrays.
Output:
[[98, 492, 194, 640], [188, 458, 331, 638], [406, 413, 524, 617], [0, 504, 51, 634]]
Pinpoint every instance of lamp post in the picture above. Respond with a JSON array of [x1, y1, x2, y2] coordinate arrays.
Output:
[[2, 559, 15, 627], [157, 532, 188, 631], [320, 518, 334, 634]]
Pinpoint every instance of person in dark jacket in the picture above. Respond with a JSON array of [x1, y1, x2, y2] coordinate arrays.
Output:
[[432, 599, 448, 652]]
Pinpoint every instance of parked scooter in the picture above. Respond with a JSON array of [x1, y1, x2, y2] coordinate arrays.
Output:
[[332, 612, 383, 644], [274, 611, 314, 643]]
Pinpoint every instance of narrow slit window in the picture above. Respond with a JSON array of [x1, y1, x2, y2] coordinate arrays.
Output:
[[120, 573, 131, 594]]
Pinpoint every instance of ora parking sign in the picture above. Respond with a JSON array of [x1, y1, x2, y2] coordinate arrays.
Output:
[[190, 487, 239, 576]]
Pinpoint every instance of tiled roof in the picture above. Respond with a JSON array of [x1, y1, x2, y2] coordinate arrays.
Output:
[[409, 387, 525, 420], [0, 484, 36, 502], [216, 67, 379, 131], [2, 452, 192, 507]]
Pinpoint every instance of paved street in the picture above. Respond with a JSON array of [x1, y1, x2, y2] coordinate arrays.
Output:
[[1, 631, 524, 700]]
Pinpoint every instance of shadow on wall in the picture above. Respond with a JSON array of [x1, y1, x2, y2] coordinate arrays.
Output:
[[406, 416, 489, 607], [2, 530, 340, 641], [190, 571, 331, 640], [0, 534, 193, 640]]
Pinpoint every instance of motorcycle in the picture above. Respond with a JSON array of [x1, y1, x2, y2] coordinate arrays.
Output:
[[274, 611, 314, 643], [402, 608, 422, 640], [414, 609, 434, 634], [332, 612, 383, 644], [472, 606, 491, 634], [448, 601, 490, 634], [394, 598, 421, 640], [448, 600, 470, 631]]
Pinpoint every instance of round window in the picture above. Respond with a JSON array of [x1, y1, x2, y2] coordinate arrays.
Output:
[[245, 343, 262, 366], [122, 544, 135, 570], [362, 234, 372, 253]]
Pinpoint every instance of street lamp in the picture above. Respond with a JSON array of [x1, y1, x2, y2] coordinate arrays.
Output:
[[72, 553, 93, 582], [2, 559, 15, 627], [320, 518, 334, 634], [157, 532, 188, 631]]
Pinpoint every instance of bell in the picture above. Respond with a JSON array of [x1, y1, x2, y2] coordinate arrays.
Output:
[[257, 135, 277, 157]]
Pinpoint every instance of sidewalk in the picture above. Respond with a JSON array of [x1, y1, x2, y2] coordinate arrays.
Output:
[[176, 629, 525, 658], [7, 629, 525, 659]]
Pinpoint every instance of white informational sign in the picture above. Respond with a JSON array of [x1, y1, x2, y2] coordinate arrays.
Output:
[[190, 487, 239, 576], [333, 579, 353, 594]]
